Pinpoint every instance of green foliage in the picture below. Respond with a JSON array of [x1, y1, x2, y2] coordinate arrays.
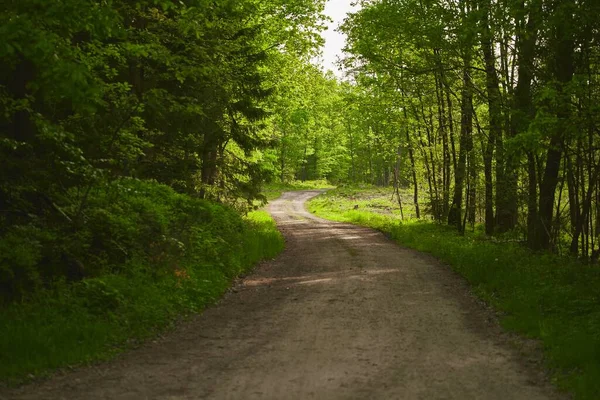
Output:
[[0, 226, 47, 300], [342, 0, 600, 251], [267, 58, 351, 183], [309, 188, 600, 400], [0, 0, 326, 288], [75, 278, 126, 315]]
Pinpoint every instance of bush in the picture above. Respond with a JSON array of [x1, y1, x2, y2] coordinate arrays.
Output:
[[0, 226, 46, 301]]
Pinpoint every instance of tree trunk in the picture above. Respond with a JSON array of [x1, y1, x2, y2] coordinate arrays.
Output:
[[479, 0, 502, 234], [434, 52, 451, 218], [347, 122, 356, 182], [533, 0, 575, 251], [405, 124, 420, 219], [200, 133, 219, 199], [280, 131, 286, 183], [448, 35, 473, 232], [499, 0, 540, 233]]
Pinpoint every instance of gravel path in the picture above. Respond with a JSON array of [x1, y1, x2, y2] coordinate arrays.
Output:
[[3, 190, 564, 400]]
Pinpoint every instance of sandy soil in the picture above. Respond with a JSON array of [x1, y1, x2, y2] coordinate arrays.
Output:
[[2, 190, 566, 400]]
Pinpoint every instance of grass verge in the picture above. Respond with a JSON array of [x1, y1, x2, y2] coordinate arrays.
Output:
[[0, 209, 283, 385], [308, 187, 600, 400]]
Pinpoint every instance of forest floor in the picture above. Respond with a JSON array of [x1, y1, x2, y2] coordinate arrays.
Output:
[[2, 190, 565, 400]]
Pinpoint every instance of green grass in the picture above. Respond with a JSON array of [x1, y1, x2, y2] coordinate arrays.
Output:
[[308, 187, 600, 400], [262, 179, 335, 201], [0, 210, 283, 385]]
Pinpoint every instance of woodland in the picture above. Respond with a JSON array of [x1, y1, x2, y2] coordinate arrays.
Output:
[[1, 0, 600, 394]]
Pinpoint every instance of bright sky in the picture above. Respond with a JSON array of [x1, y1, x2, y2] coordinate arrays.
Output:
[[319, 0, 359, 77]]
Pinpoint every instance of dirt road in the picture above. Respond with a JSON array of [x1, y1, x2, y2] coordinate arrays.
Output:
[[5, 191, 563, 400]]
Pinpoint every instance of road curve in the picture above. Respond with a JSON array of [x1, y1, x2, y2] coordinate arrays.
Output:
[[5, 191, 563, 400]]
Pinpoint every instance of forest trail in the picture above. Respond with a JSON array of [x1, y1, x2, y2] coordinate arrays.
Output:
[[5, 191, 563, 400]]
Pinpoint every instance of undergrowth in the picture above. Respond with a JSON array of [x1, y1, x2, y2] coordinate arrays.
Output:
[[0, 180, 283, 385], [309, 188, 600, 400]]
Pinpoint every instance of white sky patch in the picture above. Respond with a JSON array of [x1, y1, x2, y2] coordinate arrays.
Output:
[[318, 0, 358, 78]]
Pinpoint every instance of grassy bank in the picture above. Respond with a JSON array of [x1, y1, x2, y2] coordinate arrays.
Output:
[[0, 181, 283, 385], [309, 187, 600, 400]]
